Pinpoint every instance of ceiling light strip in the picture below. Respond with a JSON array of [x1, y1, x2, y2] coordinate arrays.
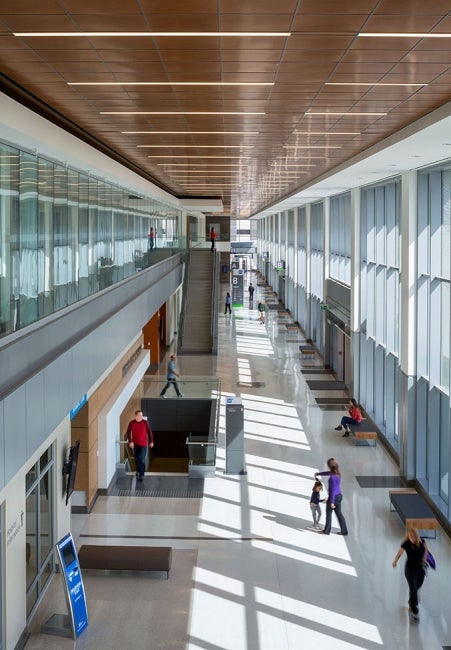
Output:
[[138, 145, 253, 149], [101, 111, 265, 115], [124, 131, 259, 134], [148, 155, 251, 158], [70, 81, 273, 86], [306, 111, 386, 116], [14, 31, 291, 37], [325, 82, 426, 87], [358, 32, 451, 38]]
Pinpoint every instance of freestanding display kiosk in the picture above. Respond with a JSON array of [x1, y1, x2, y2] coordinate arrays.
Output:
[[42, 533, 88, 639], [225, 396, 246, 475]]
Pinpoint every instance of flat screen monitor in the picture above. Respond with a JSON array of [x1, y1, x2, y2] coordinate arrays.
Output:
[[61, 539, 76, 567], [65, 440, 80, 506]]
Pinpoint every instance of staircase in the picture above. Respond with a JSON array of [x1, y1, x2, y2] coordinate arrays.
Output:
[[179, 250, 214, 354]]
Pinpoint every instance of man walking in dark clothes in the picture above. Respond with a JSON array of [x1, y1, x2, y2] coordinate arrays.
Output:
[[248, 282, 255, 302], [126, 410, 154, 481]]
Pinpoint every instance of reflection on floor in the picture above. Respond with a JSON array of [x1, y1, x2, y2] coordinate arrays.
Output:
[[26, 272, 451, 650]]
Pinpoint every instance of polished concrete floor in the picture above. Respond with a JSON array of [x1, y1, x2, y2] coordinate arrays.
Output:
[[27, 273, 451, 649]]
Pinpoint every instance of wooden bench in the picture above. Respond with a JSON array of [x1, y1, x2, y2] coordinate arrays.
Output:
[[299, 345, 315, 361], [78, 545, 172, 578], [348, 421, 378, 446], [389, 491, 439, 538]]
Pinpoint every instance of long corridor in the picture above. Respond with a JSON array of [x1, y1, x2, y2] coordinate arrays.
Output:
[[27, 274, 451, 650]]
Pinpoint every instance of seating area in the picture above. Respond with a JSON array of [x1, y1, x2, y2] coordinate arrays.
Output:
[[389, 490, 439, 538], [78, 545, 173, 578], [347, 421, 378, 446]]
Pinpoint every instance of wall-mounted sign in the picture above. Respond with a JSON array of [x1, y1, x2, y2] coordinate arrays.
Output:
[[70, 394, 87, 420]]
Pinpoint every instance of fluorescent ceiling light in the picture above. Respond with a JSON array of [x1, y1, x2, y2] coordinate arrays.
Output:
[[358, 32, 451, 38], [14, 31, 291, 37], [101, 111, 265, 115], [157, 163, 243, 166], [148, 155, 250, 158], [124, 131, 259, 134], [306, 111, 387, 116], [138, 145, 253, 148], [293, 131, 360, 135], [325, 82, 426, 87], [284, 145, 340, 149], [70, 81, 273, 86]]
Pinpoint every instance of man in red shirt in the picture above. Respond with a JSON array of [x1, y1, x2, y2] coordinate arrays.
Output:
[[126, 410, 154, 481], [210, 227, 217, 251]]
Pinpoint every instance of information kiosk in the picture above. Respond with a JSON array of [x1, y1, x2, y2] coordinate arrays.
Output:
[[42, 533, 88, 639]]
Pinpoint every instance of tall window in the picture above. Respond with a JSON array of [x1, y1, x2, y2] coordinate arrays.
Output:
[[417, 165, 451, 506], [329, 193, 351, 285], [26, 446, 55, 619], [360, 180, 400, 440], [310, 202, 324, 301]]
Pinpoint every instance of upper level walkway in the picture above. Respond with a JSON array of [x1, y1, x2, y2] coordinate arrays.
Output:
[[26, 272, 451, 650]]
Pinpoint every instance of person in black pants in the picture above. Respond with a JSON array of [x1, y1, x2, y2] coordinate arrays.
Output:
[[392, 527, 428, 620], [315, 458, 348, 535], [224, 292, 232, 314]]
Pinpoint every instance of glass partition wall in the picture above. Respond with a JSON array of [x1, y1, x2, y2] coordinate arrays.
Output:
[[0, 140, 182, 339]]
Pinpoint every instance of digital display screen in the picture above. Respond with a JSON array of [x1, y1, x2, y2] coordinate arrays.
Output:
[[61, 541, 76, 567]]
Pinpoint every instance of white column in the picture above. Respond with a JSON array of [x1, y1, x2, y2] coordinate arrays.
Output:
[[350, 188, 361, 397], [400, 171, 417, 378]]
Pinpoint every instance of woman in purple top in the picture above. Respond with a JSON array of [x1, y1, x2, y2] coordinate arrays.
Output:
[[315, 458, 348, 535]]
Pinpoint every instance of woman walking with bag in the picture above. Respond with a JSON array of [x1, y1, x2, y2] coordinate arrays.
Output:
[[315, 458, 348, 536], [392, 527, 428, 621]]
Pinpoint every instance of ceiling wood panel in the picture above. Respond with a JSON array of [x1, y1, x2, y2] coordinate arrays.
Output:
[[0, 1, 450, 216]]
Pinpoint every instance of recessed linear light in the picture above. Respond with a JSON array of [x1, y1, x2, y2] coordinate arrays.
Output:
[[70, 81, 273, 87], [283, 145, 340, 149], [101, 111, 265, 115], [124, 131, 259, 134], [293, 131, 360, 135], [138, 145, 254, 148], [14, 31, 291, 37], [157, 163, 243, 167], [306, 111, 387, 116], [148, 155, 250, 159], [325, 82, 426, 87], [358, 32, 451, 38]]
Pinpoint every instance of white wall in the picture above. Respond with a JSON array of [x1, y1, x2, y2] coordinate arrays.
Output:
[[97, 350, 150, 490], [0, 417, 70, 650]]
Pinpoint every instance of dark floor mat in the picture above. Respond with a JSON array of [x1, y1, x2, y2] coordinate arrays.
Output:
[[299, 345, 315, 351], [315, 397, 349, 404], [267, 303, 284, 311], [301, 368, 333, 375], [237, 381, 266, 387], [110, 475, 204, 498], [355, 476, 407, 488], [307, 380, 346, 391]]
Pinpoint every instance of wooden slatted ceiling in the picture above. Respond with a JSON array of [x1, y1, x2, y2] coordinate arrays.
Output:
[[0, 0, 450, 216]]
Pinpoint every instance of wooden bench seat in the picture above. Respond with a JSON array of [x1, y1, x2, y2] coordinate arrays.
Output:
[[348, 421, 377, 446], [389, 491, 439, 538], [78, 545, 172, 578]]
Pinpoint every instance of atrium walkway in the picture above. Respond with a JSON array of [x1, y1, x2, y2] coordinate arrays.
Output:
[[27, 273, 451, 650]]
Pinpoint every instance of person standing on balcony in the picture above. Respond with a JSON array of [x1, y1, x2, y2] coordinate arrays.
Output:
[[210, 227, 217, 251], [148, 227, 155, 251]]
